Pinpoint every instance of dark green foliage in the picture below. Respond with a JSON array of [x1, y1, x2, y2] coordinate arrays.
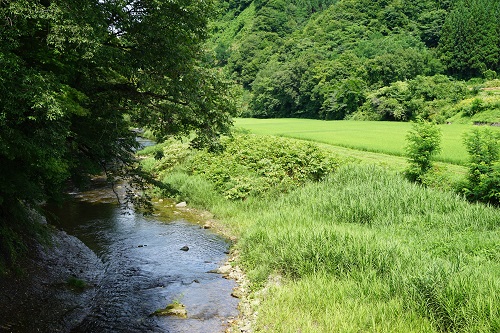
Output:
[[360, 33, 442, 87], [405, 121, 442, 183], [438, 0, 500, 78], [462, 128, 500, 205], [0, 0, 235, 270], [417, 9, 447, 48], [211, 0, 500, 120], [320, 78, 366, 120], [210, 0, 463, 119], [224, 0, 253, 12]]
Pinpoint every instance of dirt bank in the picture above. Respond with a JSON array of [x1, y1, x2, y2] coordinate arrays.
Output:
[[0, 228, 104, 333]]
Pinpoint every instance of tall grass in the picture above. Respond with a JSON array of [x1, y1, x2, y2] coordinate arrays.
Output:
[[150, 136, 500, 332], [235, 118, 500, 165], [163, 165, 499, 332]]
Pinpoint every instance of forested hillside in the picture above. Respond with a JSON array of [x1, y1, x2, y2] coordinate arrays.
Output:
[[208, 0, 500, 121]]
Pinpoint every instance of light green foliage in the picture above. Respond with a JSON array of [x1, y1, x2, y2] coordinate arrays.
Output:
[[445, 81, 500, 124], [405, 121, 442, 183], [138, 140, 192, 178], [462, 129, 500, 205], [359, 75, 468, 122], [186, 134, 341, 199], [464, 98, 485, 117]]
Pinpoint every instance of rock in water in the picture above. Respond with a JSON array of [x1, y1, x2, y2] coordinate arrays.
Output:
[[180, 245, 189, 251], [152, 302, 187, 318]]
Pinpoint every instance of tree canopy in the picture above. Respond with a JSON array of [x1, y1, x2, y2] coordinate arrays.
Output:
[[208, 0, 500, 120], [0, 0, 235, 269]]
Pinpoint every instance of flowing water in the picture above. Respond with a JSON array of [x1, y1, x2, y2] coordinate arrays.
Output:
[[45, 184, 239, 333]]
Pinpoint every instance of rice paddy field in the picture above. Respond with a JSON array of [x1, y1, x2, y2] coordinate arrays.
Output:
[[234, 118, 500, 165]]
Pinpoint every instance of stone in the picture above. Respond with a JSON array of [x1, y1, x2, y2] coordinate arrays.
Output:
[[175, 201, 187, 208], [152, 302, 187, 318], [231, 288, 243, 299], [180, 245, 189, 251], [217, 265, 232, 275]]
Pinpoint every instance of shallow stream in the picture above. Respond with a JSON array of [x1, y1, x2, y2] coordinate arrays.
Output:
[[46, 184, 239, 333]]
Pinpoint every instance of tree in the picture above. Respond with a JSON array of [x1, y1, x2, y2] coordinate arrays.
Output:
[[417, 9, 447, 48], [439, 0, 500, 78], [320, 78, 366, 120], [462, 129, 500, 205], [0, 0, 235, 270], [405, 121, 442, 183]]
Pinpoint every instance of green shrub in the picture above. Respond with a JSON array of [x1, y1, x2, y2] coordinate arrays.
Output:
[[462, 128, 500, 205], [463, 98, 485, 117], [138, 140, 191, 178], [186, 134, 342, 199], [405, 121, 441, 183]]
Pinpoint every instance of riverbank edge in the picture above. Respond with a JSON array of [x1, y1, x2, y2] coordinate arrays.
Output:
[[0, 220, 105, 332], [170, 202, 256, 333]]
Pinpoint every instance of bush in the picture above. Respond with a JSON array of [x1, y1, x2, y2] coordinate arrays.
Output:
[[186, 134, 342, 199], [463, 98, 485, 117], [462, 128, 500, 205], [405, 121, 441, 183], [138, 140, 191, 178]]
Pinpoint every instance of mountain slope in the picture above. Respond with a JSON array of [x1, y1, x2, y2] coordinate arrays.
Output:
[[208, 0, 500, 122]]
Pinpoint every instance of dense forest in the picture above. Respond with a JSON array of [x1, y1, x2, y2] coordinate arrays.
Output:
[[207, 0, 500, 121]]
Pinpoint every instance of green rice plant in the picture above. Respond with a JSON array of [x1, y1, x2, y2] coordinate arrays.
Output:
[[234, 118, 500, 165]]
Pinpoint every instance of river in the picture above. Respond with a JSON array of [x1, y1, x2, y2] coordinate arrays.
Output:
[[0, 180, 239, 333], [53, 177, 240, 332]]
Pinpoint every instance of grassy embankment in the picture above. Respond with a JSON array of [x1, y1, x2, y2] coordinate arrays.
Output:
[[139, 130, 500, 333]]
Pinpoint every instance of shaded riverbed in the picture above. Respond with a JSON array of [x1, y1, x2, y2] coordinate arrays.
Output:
[[0, 184, 239, 333]]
